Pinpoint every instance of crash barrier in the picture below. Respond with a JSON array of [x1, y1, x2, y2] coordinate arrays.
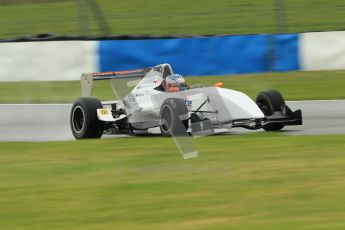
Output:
[[299, 31, 345, 71], [0, 31, 344, 82]]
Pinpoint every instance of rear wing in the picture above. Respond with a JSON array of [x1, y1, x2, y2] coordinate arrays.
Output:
[[80, 68, 149, 97], [80, 64, 173, 97]]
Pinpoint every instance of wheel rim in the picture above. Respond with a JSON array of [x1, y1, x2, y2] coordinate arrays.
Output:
[[258, 100, 269, 116], [161, 105, 172, 133], [72, 106, 85, 134]]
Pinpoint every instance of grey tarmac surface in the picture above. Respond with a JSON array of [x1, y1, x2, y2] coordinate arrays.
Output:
[[0, 100, 344, 142]]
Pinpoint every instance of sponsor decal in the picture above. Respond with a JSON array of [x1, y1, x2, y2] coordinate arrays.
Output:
[[185, 99, 192, 107]]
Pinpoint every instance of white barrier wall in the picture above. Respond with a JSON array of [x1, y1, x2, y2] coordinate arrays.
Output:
[[300, 31, 345, 71], [0, 41, 97, 82]]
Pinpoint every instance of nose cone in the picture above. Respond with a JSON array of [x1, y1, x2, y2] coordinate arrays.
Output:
[[216, 87, 264, 119]]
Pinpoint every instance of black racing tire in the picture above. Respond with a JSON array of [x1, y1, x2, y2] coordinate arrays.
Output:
[[159, 98, 189, 136], [256, 89, 285, 131], [70, 97, 104, 139]]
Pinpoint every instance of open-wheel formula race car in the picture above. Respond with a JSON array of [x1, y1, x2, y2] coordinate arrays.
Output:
[[70, 63, 302, 139]]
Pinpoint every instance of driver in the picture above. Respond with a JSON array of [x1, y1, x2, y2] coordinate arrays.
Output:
[[165, 74, 185, 92], [155, 74, 186, 92]]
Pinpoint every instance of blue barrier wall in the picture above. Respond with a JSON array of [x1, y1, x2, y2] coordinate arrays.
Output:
[[273, 34, 299, 71], [99, 34, 299, 76]]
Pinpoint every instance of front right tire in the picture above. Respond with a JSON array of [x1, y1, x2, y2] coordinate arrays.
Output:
[[70, 97, 104, 139], [256, 89, 285, 131]]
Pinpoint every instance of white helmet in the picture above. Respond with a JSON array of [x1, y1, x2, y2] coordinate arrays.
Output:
[[166, 74, 185, 85]]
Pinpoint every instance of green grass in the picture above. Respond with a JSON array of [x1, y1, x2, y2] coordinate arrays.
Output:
[[1, 70, 344, 103], [1, 134, 345, 229], [1, 0, 345, 38]]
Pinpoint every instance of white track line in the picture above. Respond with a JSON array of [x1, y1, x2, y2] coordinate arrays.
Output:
[[1, 104, 72, 106], [287, 99, 345, 103]]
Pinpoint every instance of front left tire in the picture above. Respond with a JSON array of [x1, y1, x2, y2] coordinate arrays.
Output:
[[70, 97, 104, 139], [159, 98, 189, 136]]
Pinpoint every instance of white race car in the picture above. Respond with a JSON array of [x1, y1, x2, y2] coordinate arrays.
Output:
[[70, 63, 302, 139]]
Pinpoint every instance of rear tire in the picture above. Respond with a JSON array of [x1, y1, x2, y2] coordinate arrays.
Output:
[[70, 97, 104, 139], [160, 98, 189, 136], [256, 90, 285, 131]]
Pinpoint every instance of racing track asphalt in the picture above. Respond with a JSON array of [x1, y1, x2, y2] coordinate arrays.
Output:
[[0, 100, 344, 142]]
